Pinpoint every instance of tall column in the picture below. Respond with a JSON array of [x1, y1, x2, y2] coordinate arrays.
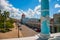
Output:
[[40, 0, 50, 39]]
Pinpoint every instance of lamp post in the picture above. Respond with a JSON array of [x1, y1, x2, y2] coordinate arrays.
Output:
[[17, 22, 20, 38], [17, 22, 21, 38], [18, 25, 19, 38]]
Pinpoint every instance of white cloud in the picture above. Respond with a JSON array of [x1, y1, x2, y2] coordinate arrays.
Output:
[[39, 0, 41, 2], [58, 10, 60, 12], [34, 5, 41, 15], [0, 0, 12, 10], [27, 8, 34, 17], [57, 0, 60, 1], [15, 5, 41, 18], [0, 0, 41, 19], [0, 0, 22, 19], [49, 0, 50, 2], [25, 5, 41, 18], [55, 4, 60, 8], [19, 8, 35, 18], [39, 0, 50, 2], [34, 5, 41, 11]]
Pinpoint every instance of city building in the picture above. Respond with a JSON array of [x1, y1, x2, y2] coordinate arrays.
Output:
[[50, 18, 54, 33], [53, 13, 60, 32], [21, 13, 60, 33]]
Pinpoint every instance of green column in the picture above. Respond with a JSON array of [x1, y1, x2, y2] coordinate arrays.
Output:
[[39, 0, 50, 39], [41, 0, 50, 35]]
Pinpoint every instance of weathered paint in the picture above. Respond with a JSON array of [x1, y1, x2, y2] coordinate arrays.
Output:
[[41, 0, 50, 34]]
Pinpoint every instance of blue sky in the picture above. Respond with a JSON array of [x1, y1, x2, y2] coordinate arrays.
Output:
[[49, 0, 60, 17], [0, 0, 60, 19], [8, 0, 40, 11]]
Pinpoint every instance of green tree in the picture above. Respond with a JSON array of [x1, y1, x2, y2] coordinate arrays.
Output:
[[0, 10, 14, 32], [0, 10, 1, 21], [3, 11, 9, 20], [3, 11, 10, 29], [0, 10, 4, 29]]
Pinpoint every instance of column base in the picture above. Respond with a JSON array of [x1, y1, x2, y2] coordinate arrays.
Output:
[[37, 33, 50, 40]]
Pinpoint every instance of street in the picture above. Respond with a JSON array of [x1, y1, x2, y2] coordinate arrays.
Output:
[[0, 23, 38, 39], [19, 24, 38, 37]]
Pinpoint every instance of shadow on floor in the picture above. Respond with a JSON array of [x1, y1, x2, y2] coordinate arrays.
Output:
[[37, 37, 48, 40]]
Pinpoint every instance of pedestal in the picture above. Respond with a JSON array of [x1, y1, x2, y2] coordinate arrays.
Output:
[[37, 33, 50, 40]]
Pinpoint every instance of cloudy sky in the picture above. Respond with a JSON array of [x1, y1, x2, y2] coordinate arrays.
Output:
[[0, 0, 60, 19]]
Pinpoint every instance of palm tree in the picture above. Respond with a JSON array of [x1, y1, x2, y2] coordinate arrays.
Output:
[[0, 10, 1, 20], [0, 10, 2, 21], [0, 10, 3, 22], [3, 11, 10, 29], [4, 11, 9, 19], [0, 10, 4, 30]]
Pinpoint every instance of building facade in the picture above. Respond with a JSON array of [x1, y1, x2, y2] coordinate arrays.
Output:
[[53, 13, 60, 32]]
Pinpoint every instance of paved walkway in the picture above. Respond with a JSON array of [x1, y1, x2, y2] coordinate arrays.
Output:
[[1, 36, 38, 40], [20, 25, 38, 37], [0, 23, 23, 39], [0, 23, 38, 39]]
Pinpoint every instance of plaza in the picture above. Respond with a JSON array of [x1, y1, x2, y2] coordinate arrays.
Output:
[[0, 0, 60, 40]]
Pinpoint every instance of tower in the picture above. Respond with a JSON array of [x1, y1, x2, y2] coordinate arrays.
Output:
[[22, 13, 25, 19], [21, 13, 25, 24]]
